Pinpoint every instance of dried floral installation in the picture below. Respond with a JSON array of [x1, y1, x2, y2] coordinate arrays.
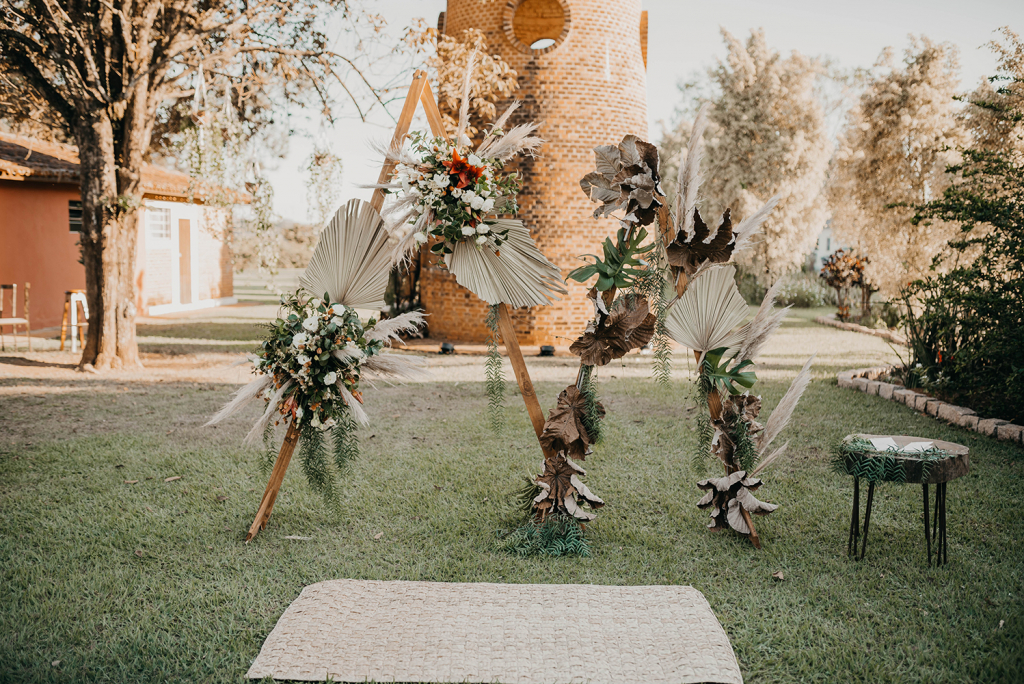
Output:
[[207, 198, 427, 541], [658, 104, 814, 549], [496, 133, 667, 551]]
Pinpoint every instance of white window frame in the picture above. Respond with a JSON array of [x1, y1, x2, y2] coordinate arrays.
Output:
[[147, 206, 172, 241]]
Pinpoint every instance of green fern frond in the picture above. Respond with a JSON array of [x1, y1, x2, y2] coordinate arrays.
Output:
[[332, 412, 359, 472], [734, 418, 759, 473], [259, 422, 277, 477], [580, 365, 604, 444], [299, 423, 337, 506], [495, 513, 591, 558], [484, 304, 506, 433]]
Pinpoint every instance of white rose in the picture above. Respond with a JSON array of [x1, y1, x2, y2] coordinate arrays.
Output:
[[309, 298, 322, 309], [468, 154, 482, 167], [331, 316, 344, 327], [481, 198, 495, 212], [302, 315, 319, 332], [461, 225, 476, 236], [323, 371, 338, 385], [476, 235, 487, 245], [291, 332, 308, 348], [296, 407, 304, 420], [476, 224, 490, 234], [297, 354, 310, 365], [330, 303, 346, 315], [414, 232, 429, 244], [462, 189, 476, 202], [470, 195, 485, 210], [433, 173, 449, 187], [451, 187, 463, 198]]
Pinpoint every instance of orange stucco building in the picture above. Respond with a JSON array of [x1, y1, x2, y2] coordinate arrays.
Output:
[[0, 132, 243, 330]]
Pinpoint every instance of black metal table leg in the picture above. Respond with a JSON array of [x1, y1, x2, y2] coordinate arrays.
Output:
[[923, 483, 931, 566], [860, 481, 876, 560], [939, 482, 948, 565], [932, 483, 940, 547], [848, 476, 860, 557]]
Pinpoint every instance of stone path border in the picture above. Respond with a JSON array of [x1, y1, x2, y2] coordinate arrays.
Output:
[[838, 366, 1023, 445], [815, 315, 907, 346]]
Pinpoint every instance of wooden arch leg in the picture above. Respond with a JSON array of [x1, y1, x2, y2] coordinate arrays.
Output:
[[246, 422, 301, 542]]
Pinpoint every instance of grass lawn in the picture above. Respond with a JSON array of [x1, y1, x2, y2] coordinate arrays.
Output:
[[1, 310, 1021, 683]]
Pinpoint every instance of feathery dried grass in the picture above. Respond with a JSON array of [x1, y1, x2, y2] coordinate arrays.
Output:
[[735, 279, 790, 364], [244, 380, 293, 447], [365, 311, 426, 345], [205, 375, 273, 427], [758, 355, 814, 455], [676, 103, 710, 242], [732, 194, 780, 255]]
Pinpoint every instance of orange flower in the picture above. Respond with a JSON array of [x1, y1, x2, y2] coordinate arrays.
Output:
[[441, 148, 485, 189]]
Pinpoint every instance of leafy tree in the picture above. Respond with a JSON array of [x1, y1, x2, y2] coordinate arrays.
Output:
[[828, 37, 967, 296], [0, 0, 394, 370], [901, 30, 1024, 423], [684, 29, 831, 280]]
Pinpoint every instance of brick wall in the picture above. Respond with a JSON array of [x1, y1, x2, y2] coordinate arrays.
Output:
[[423, 0, 648, 345]]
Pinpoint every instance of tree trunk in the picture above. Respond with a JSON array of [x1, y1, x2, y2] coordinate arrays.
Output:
[[74, 115, 143, 371]]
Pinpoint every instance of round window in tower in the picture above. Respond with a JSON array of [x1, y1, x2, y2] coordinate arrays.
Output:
[[502, 0, 571, 55]]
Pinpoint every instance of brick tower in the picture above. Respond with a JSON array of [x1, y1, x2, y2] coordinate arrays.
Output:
[[419, 0, 649, 345]]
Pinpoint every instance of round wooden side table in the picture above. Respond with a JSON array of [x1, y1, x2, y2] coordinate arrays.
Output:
[[839, 434, 970, 566]]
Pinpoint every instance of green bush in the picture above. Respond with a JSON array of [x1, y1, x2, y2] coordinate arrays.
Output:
[[776, 272, 836, 308], [899, 146, 1024, 423]]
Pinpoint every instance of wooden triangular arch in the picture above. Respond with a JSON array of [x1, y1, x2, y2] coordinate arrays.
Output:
[[245, 71, 553, 542]]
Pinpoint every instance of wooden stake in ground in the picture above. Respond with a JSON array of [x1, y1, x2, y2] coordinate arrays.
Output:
[[246, 422, 301, 542]]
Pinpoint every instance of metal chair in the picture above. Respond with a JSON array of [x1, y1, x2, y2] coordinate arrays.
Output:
[[60, 289, 88, 353], [0, 283, 31, 351]]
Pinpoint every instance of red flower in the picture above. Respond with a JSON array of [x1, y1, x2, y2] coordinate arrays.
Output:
[[441, 148, 485, 189]]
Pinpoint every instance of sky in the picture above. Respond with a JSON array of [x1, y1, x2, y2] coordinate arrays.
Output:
[[263, 0, 1024, 224]]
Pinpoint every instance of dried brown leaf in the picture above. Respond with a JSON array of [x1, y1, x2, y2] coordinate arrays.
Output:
[[570, 297, 656, 366], [666, 207, 735, 275]]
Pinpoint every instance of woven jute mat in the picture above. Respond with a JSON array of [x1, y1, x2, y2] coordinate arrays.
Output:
[[247, 580, 743, 683]]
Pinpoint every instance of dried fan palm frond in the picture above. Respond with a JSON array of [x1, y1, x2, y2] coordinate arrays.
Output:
[[569, 296, 656, 366], [539, 385, 605, 460], [579, 135, 664, 226], [664, 265, 749, 356], [300, 198, 392, 310], [675, 103, 710, 242], [445, 219, 566, 308], [666, 207, 735, 277], [758, 355, 815, 456], [732, 194, 780, 255], [697, 470, 777, 534], [454, 50, 477, 146], [534, 452, 604, 522], [734, 279, 790, 364]]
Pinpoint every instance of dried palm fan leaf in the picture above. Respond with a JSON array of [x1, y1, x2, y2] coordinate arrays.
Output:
[[697, 470, 777, 533], [664, 265, 749, 357], [445, 219, 566, 308], [300, 198, 392, 310], [734, 278, 790, 364], [758, 355, 815, 457]]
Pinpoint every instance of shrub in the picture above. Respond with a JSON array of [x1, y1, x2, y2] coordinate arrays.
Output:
[[775, 272, 835, 307], [899, 145, 1024, 422]]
